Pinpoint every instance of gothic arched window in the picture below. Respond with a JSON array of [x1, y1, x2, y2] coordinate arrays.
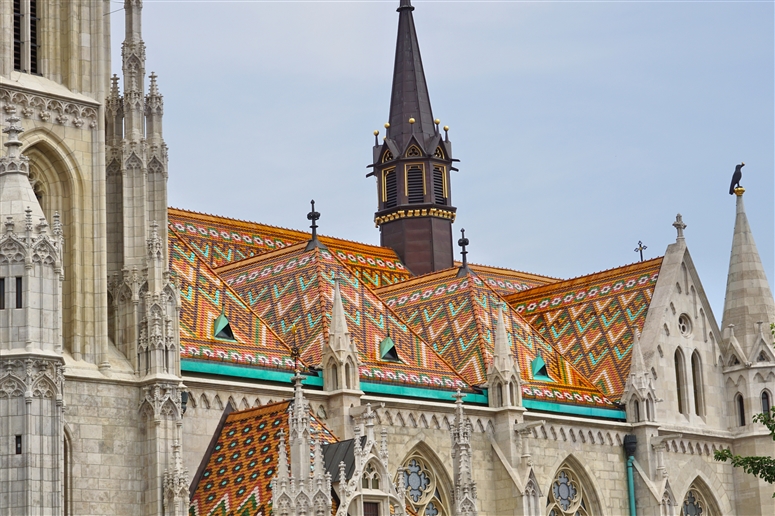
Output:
[[736, 393, 746, 427], [762, 391, 771, 415], [401, 454, 449, 516], [13, 0, 40, 73], [681, 486, 712, 516], [691, 351, 704, 416], [674, 349, 687, 415], [524, 479, 540, 516], [362, 462, 381, 490], [546, 466, 589, 516]]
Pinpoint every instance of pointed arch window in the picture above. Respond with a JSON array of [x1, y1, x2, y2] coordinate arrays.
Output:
[[690, 351, 704, 416], [674, 349, 687, 415], [762, 391, 771, 415], [546, 466, 589, 516], [524, 478, 540, 516], [362, 462, 381, 490], [13, 0, 40, 74], [406, 165, 425, 204], [660, 490, 676, 516], [400, 455, 450, 516], [735, 393, 745, 427], [383, 169, 397, 209]]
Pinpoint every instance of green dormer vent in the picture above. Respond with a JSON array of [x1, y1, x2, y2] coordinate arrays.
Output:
[[379, 335, 400, 362], [214, 311, 236, 341], [531, 354, 552, 382]]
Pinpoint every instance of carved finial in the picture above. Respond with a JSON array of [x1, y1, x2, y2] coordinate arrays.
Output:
[[110, 74, 121, 97], [37, 218, 48, 235], [3, 109, 24, 159], [53, 212, 62, 237], [149, 72, 160, 96], [305, 200, 327, 251], [24, 207, 32, 231], [443, 125, 450, 142], [457, 228, 470, 277], [672, 214, 686, 241], [373, 130, 379, 145]]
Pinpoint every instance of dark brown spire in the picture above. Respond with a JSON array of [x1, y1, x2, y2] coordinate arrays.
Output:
[[388, 0, 435, 151]]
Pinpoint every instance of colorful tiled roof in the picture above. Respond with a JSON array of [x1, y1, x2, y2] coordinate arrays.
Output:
[[377, 268, 617, 411], [189, 400, 337, 516], [216, 242, 472, 392], [169, 208, 412, 288], [459, 262, 559, 297], [170, 230, 300, 372], [505, 258, 663, 401]]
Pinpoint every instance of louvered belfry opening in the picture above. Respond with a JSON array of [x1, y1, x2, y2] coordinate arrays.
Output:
[[433, 166, 446, 205], [384, 170, 397, 208], [29, 0, 39, 74], [406, 165, 424, 204], [13, 0, 22, 71]]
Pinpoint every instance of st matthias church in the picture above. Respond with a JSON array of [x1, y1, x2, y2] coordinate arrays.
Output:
[[0, 0, 773, 515]]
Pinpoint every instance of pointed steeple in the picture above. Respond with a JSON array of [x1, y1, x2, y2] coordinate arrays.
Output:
[[491, 302, 515, 374], [330, 277, 350, 343], [369, 0, 457, 276], [721, 188, 775, 356], [388, 0, 435, 151]]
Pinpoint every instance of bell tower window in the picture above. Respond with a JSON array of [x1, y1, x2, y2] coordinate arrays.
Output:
[[13, 0, 40, 74], [383, 169, 397, 209], [432, 166, 447, 205], [406, 165, 425, 204]]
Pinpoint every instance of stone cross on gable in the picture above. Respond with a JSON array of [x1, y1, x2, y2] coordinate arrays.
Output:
[[673, 214, 686, 240]]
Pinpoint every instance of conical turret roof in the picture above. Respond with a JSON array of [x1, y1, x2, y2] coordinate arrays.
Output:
[[721, 189, 775, 353]]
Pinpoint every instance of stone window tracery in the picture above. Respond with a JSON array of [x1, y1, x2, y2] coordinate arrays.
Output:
[[362, 462, 381, 490], [681, 486, 712, 516], [546, 467, 589, 516], [400, 455, 449, 516]]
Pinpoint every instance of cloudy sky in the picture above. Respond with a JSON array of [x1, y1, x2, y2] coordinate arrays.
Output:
[[111, 0, 773, 317]]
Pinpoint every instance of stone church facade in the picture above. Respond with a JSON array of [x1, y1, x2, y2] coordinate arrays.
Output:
[[0, 0, 773, 515]]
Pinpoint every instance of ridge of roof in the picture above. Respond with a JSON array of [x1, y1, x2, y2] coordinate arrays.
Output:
[[169, 206, 404, 259], [213, 241, 308, 274], [507, 257, 664, 301], [169, 225, 304, 367], [375, 266, 460, 294], [458, 261, 562, 282]]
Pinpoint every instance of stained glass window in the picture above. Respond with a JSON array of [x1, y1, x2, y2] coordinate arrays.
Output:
[[681, 486, 713, 516], [400, 455, 449, 516], [545, 466, 589, 516]]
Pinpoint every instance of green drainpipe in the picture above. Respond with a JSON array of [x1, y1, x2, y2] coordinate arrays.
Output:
[[623, 434, 637, 516]]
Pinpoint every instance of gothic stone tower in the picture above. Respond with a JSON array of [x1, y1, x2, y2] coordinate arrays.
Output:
[[368, 0, 456, 276]]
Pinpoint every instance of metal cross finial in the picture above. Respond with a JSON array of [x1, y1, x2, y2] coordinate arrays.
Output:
[[458, 228, 469, 267], [672, 213, 686, 241], [307, 199, 320, 240], [634, 241, 647, 262]]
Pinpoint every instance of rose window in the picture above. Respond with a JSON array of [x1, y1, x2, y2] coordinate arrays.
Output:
[[546, 467, 589, 516], [400, 455, 449, 516]]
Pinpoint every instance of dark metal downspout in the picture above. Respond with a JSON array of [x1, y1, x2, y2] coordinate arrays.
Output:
[[624, 434, 638, 516]]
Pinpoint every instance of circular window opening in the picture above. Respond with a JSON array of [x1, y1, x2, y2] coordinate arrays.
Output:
[[678, 314, 692, 336]]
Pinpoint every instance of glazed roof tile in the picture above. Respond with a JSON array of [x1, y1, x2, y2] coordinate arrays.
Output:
[[169, 230, 300, 372], [505, 258, 663, 401], [169, 208, 412, 288], [377, 268, 617, 411], [216, 242, 472, 392], [458, 262, 559, 297], [189, 400, 337, 516]]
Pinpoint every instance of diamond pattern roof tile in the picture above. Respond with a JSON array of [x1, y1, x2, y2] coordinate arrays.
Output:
[[216, 243, 472, 393], [505, 257, 663, 401], [377, 268, 617, 411], [169, 208, 412, 288]]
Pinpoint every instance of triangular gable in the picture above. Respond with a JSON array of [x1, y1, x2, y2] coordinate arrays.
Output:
[[459, 262, 559, 297], [189, 401, 337, 516], [377, 268, 617, 412], [169, 230, 299, 372], [169, 207, 412, 288], [216, 243, 472, 393], [506, 258, 663, 401]]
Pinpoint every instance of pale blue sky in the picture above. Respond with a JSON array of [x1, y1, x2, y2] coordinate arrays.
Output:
[[112, 0, 774, 319]]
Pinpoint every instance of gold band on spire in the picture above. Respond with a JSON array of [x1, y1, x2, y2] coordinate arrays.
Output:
[[734, 186, 745, 196]]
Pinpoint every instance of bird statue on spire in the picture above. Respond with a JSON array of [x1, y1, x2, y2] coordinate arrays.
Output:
[[728, 162, 744, 195]]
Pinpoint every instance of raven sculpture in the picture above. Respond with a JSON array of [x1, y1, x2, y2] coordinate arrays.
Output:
[[729, 162, 744, 195]]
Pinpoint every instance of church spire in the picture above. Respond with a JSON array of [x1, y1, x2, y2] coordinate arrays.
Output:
[[721, 187, 775, 356], [388, 0, 435, 151], [368, 0, 457, 276]]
